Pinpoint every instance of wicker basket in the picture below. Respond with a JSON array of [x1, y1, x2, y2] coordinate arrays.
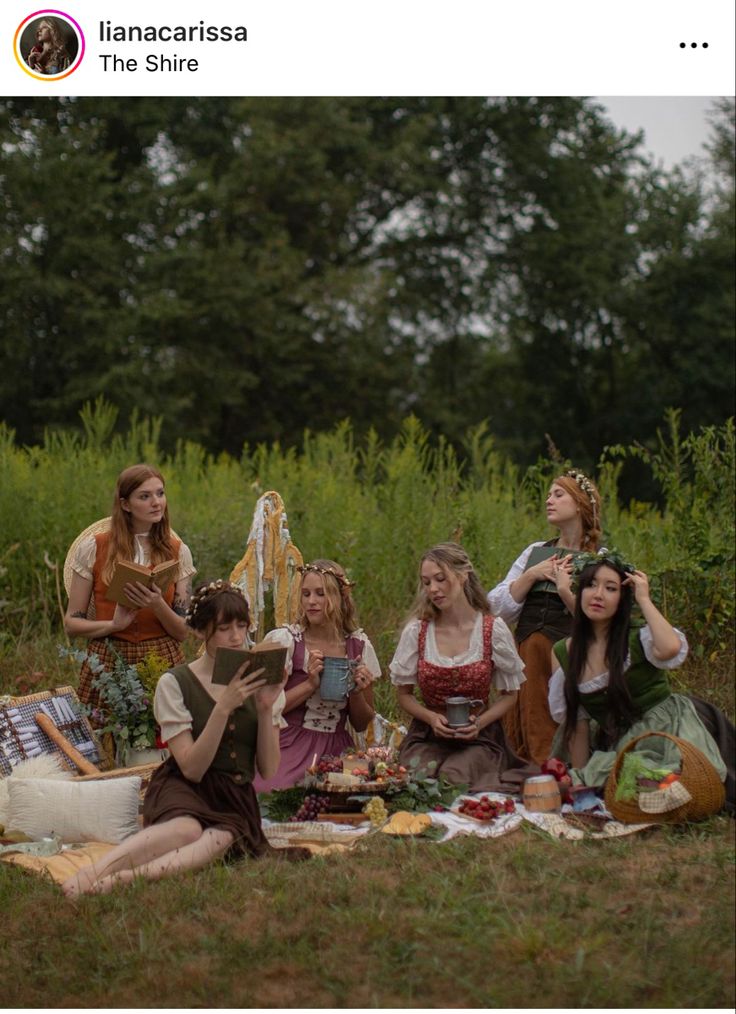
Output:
[[604, 731, 725, 823]]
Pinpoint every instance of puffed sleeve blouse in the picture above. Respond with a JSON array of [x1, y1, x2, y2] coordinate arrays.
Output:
[[261, 624, 382, 682], [70, 532, 196, 584], [154, 670, 287, 742], [547, 624, 689, 723], [486, 541, 547, 624], [389, 613, 526, 692]]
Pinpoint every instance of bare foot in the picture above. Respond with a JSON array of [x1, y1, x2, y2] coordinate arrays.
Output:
[[62, 863, 101, 899], [88, 869, 136, 894]]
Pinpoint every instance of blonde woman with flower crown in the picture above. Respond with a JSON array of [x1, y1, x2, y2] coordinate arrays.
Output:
[[488, 470, 602, 764], [253, 560, 380, 792]]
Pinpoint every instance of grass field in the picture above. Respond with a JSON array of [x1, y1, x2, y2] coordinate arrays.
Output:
[[1, 818, 733, 1008], [1, 407, 733, 1008]]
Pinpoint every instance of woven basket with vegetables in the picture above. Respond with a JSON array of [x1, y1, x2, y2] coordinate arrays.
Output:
[[604, 731, 725, 824]]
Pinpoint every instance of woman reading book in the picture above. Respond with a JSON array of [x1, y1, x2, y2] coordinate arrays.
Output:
[[487, 469, 602, 764], [64, 464, 196, 713], [253, 559, 380, 792], [62, 581, 307, 896]]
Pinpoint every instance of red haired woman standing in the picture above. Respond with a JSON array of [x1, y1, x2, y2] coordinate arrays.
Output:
[[488, 470, 602, 764], [64, 464, 196, 712]]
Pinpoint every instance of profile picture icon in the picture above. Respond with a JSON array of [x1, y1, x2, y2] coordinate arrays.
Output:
[[15, 11, 85, 80]]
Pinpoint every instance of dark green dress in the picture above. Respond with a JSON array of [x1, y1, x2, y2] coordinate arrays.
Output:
[[142, 665, 269, 858], [549, 628, 727, 788]]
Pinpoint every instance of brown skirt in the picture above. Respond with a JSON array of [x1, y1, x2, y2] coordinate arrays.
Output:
[[398, 718, 538, 794], [142, 757, 270, 859], [78, 635, 185, 712], [502, 631, 559, 764]]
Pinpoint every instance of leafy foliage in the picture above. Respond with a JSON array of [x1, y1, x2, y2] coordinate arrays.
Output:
[[385, 759, 467, 812], [0, 98, 732, 467], [58, 645, 166, 752]]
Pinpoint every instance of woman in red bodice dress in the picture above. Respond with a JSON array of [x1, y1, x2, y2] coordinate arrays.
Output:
[[389, 543, 536, 793]]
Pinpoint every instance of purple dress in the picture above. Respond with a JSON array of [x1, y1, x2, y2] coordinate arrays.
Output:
[[253, 631, 364, 792]]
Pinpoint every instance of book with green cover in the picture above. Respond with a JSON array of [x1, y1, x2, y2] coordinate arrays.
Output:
[[212, 643, 287, 687], [524, 544, 582, 593]]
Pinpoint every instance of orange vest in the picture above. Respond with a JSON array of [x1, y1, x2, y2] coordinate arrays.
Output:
[[92, 531, 182, 643]]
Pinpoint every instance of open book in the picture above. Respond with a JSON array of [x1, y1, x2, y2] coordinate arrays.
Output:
[[212, 642, 288, 687], [106, 558, 179, 608]]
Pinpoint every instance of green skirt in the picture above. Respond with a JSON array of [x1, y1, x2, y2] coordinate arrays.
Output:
[[550, 693, 727, 789]]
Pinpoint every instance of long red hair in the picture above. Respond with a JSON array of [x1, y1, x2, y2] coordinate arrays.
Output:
[[101, 464, 174, 583], [553, 474, 602, 551]]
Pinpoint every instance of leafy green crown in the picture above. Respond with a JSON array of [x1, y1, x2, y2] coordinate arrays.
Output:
[[571, 546, 635, 588]]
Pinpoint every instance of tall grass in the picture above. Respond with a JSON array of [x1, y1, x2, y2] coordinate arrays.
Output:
[[0, 402, 733, 713]]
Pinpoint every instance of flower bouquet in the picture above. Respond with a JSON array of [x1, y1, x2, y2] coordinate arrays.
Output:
[[59, 646, 170, 764]]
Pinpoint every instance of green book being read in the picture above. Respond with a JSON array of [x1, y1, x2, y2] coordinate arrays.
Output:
[[106, 558, 179, 608], [212, 642, 288, 687]]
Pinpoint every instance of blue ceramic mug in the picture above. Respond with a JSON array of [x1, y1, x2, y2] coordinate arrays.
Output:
[[319, 656, 358, 701]]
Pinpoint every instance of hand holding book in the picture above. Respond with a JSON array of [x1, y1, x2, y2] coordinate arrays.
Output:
[[212, 643, 288, 687], [106, 558, 179, 609]]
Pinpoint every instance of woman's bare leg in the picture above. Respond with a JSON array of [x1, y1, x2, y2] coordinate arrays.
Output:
[[90, 827, 234, 893], [62, 817, 203, 897]]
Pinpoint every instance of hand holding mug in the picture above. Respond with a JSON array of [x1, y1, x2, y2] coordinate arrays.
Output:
[[351, 662, 373, 693], [429, 712, 456, 739], [306, 648, 324, 690], [450, 717, 481, 741]]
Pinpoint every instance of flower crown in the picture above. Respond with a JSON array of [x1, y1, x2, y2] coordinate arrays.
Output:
[[185, 579, 249, 625], [571, 547, 635, 589], [564, 468, 598, 508], [296, 563, 355, 590]]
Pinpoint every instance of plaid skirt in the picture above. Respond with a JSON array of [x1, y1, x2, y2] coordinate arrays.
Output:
[[77, 634, 185, 713]]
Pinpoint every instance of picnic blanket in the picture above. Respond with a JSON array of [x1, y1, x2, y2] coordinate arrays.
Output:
[[0, 841, 114, 884]]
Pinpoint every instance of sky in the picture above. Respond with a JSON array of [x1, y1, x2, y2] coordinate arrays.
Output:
[[597, 96, 720, 169]]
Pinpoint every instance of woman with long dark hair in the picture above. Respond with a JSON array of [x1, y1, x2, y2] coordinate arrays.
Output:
[[548, 551, 727, 788], [488, 469, 602, 764]]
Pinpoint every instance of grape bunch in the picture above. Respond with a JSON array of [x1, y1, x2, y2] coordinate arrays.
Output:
[[363, 796, 388, 827], [290, 794, 331, 822], [314, 755, 343, 775]]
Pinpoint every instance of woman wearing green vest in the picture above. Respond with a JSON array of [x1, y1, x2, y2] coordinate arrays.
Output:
[[63, 581, 307, 897], [488, 469, 602, 764], [547, 551, 727, 789]]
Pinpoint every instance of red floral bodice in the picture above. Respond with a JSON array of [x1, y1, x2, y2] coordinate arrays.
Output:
[[417, 614, 495, 709]]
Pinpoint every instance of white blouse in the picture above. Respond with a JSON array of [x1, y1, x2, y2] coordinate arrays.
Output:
[[389, 613, 526, 692], [154, 669, 287, 742], [262, 625, 382, 734], [71, 532, 196, 584], [487, 541, 548, 623], [547, 624, 689, 723]]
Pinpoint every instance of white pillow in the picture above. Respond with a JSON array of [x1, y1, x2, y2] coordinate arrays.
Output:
[[7, 777, 141, 844], [0, 754, 73, 828]]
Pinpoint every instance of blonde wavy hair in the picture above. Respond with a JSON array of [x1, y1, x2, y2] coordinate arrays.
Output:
[[295, 558, 360, 638], [408, 542, 490, 623], [34, 18, 70, 66]]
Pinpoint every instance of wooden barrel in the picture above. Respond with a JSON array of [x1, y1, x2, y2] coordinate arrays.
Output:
[[523, 775, 562, 813]]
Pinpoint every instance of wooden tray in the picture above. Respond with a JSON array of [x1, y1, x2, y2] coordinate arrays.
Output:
[[317, 813, 370, 825]]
